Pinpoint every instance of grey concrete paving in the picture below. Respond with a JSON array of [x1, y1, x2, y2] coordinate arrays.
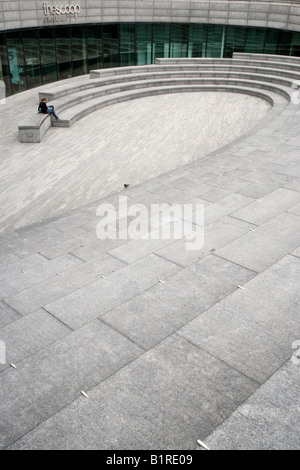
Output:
[[0, 72, 300, 450]]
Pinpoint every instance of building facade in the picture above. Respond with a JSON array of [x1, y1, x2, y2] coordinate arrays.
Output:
[[1, 0, 300, 96]]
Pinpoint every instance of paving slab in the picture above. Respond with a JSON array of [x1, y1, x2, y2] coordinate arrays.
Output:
[[108, 237, 173, 264], [0, 301, 20, 328], [203, 362, 300, 450], [45, 254, 181, 330], [231, 187, 300, 225], [10, 230, 84, 259], [216, 211, 300, 272], [292, 246, 300, 258], [0, 309, 70, 372], [102, 252, 256, 350], [0, 253, 83, 299], [238, 173, 297, 199], [288, 201, 300, 216], [6, 335, 258, 450], [154, 216, 256, 267], [282, 177, 300, 193], [0, 253, 48, 282], [0, 320, 143, 450], [1, 251, 119, 315], [203, 193, 254, 226], [179, 255, 300, 384], [102, 282, 197, 350]]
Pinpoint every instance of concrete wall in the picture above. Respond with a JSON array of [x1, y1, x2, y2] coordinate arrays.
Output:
[[0, 0, 300, 33]]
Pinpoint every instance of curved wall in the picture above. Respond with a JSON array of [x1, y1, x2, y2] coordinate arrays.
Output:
[[0, 0, 300, 33]]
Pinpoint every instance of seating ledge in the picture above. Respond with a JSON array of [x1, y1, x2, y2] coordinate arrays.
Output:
[[40, 67, 300, 102], [52, 85, 284, 131], [18, 112, 52, 143], [233, 52, 300, 64]]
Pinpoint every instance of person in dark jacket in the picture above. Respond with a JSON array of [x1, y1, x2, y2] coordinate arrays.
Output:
[[38, 98, 59, 120]]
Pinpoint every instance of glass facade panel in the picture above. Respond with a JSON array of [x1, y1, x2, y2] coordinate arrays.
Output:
[[1, 23, 300, 97], [103, 24, 119, 68], [188, 25, 207, 57], [39, 28, 57, 84], [278, 30, 293, 56], [244, 28, 266, 53], [264, 29, 292, 55], [87, 25, 102, 70], [71, 26, 88, 76], [120, 24, 135, 66], [153, 24, 170, 62], [55, 27, 72, 80], [170, 24, 188, 58], [136, 23, 152, 65], [0, 34, 11, 96], [206, 25, 225, 58], [264, 29, 281, 55], [224, 26, 247, 58], [290, 32, 300, 57], [6, 32, 26, 93], [23, 30, 42, 88]]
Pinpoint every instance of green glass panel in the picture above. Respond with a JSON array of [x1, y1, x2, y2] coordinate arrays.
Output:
[[22, 30, 42, 88], [224, 26, 247, 58], [264, 29, 292, 56], [290, 31, 300, 57], [0, 35, 11, 96], [279, 30, 293, 56], [152, 24, 170, 62], [87, 25, 102, 70], [136, 23, 152, 65], [120, 24, 135, 66], [170, 24, 188, 58], [103, 24, 119, 68], [206, 25, 225, 58], [188, 25, 207, 58], [55, 27, 72, 80], [6, 31, 26, 94], [264, 29, 280, 54], [245, 28, 266, 53], [39, 28, 58, 84], [71, 26, 87, 76]]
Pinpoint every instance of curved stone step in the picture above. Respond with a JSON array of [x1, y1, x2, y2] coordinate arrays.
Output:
[[233, 52, 300, 64], [51, 84, 285, 129], [19, 77, 291, 142], [153, 58, 300, 73], [33, 73, 296, 119], [40, 67, 300, 103], [50, 77, 293, 117]]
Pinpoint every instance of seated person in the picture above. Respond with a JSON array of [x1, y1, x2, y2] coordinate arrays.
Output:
[[38, 98, 59, 120]]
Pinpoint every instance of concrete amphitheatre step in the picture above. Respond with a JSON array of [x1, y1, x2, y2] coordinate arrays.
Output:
[[51, 84, 286, 129], [154, 57, 300, 73], [233, 52, 300, 64], [39, 59, 300, 103], [51, 77, 290, 122], [49, 74, 292, 114], [18, 54, 300, 143], [40, 68, 300, 103]]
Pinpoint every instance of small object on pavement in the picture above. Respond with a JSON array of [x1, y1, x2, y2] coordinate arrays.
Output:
[[197, 439, 210, 450]]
